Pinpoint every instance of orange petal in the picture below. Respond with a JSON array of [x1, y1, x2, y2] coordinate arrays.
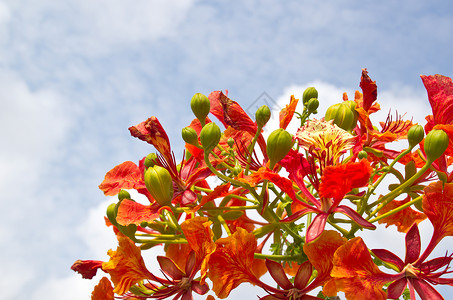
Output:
[[102, 234, 154, 295], [98, 161, 145, 196], [423, 181, 453, 245], [330, 237, 394, 300], [208, 228, 262, 298], [279, 95, 299, 129], [91, 277, 114, 300], [180, 217, 216, 283], [303, 230, 346, 287], [165, 243, 192, 271], [71, 259, 104, 279], [377, 196, 426, 233], [116, 199, 160, 226]]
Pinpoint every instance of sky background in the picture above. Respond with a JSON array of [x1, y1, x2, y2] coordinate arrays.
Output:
[[1, 0, 453, 299]]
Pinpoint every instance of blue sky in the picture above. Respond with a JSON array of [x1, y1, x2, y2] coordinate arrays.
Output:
[[1, 0, 453, 299]]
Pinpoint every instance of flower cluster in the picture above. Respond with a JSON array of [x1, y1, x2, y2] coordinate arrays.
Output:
[[72, 69, 453, 299]]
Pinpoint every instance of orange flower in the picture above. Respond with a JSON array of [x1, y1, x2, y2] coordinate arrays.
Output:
[[91, 277, 114, 300], [279, 95, 299, 129], [208, 227, 263, 298], [102, 234, 155, 295]]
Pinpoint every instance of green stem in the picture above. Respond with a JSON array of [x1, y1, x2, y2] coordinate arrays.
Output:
[[254, 253, 304, 261], [366, 161, 432, 221], [245, 124, 263, 175]]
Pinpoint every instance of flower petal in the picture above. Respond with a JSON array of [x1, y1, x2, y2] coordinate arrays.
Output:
[[102, 234, 154, 295], [405, 223, 421, 264], [265, 259, 293, 290], [71, 260, 104, 279], [279, 95, 299, 129], [371, 249, 404, 271], [421, 74, 453, 127], [377, 196, 427, 233], [319, 159, 372, 201], [305, 213, 329, 243], [128, 116, 172, 162], [157, 256, 185, 280], [303, 230, 346, 288], [331, 237, 397, 300], [180, 217, 216, 283], [359, 68, 378, 112], [207, 228, 262, 298], [91, 277, 114, 300], [410, 277, 444, 300], [116, 199, 160, 226], [98, 161, 145, 196]]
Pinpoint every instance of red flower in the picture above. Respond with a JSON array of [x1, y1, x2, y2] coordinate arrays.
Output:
[[71, 260, 104, 279]]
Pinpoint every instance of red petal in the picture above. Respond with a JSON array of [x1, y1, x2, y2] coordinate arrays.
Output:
[[116, 199, 160, 226], [387, 278, 407, 299], [294, 261, 313, 290], [405, 223, 421, 264], [128, 116, 173, 162], [421, 74, 453, 126], [279, 95, 299, 129], [410, 277, 444, 300], [359, 68, 377, 112], [305, 213, 329, 243], [157, 256, 185, 280], [371, 249, 404, 271], [265, 259, 293, 290], [319, 159, 372, 202], [335, 205, 375, 229], [71, 260, 104, 279], [98, 161, 145, 196]]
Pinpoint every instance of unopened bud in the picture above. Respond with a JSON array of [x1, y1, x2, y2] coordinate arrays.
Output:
[[144, 165, 174, 206], [190, 93, 210, 125], [181, 127, 201, 147], [303, 87, 318, 104], [200, 122, 221, 153], [256, 105, 271, 128], [407, 125, 424, 148], [358, 150, 368, 160], [118, 190, 131, 201], [306, 98, 319, 114], [424, 129, 449, 162], [267, 128, 293, 169], [325, 102, 358, 132], [227, 138, 235, 148], [144, 153, 158, 168]]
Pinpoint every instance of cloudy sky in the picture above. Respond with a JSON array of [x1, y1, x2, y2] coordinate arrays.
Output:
[[1, 0, 453, 299]]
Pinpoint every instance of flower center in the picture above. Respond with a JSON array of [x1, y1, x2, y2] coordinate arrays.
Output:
[[178, 277, 192, 290], [403, 264, 418, 278]]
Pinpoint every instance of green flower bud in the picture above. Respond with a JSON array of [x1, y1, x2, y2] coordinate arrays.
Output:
[[227, 138, 235, 148], [303, 87, 318, 104], [424, 129, 449, 162], [306, 98, 319, 114], [256, 105, 271, 128], [325, 102, 358, 132], [357, 150, 368, 160], [106, 203, 119, 226], [181, 127, 201, 147], [407, 125, 425, 148], [200, 122, 221, 153], [144, 153, 158, 168], [144, 165, 174, 206], [267, 128, 293, 169], [118, 189, 131, 201], [190, 93, 210, 124]]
